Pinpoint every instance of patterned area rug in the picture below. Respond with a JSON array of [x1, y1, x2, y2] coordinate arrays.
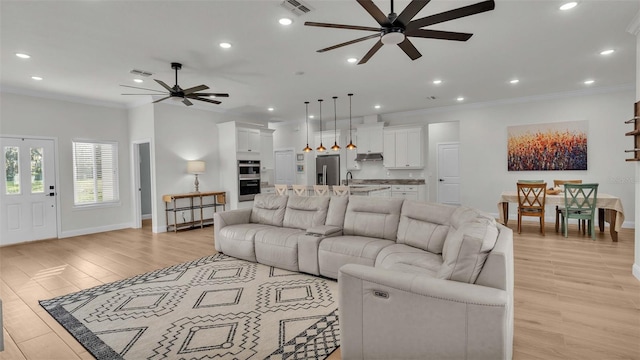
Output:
[[40, 254, 339, 360]]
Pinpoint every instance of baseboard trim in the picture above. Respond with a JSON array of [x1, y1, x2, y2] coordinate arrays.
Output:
[[60, 222, 134, 238], [633, 263, 640, 282], [141, 214, 152, 220]]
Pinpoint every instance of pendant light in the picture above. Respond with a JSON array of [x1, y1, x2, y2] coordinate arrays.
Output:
[[316, 99, 326, 152], [302, 101, 313, 152], [331, 96, 340, 151], [346, 93, 357, 150]]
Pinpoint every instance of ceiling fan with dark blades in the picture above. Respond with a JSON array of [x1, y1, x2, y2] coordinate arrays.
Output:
[[305, 0, 495, 64], [121, 62, 229, 106]]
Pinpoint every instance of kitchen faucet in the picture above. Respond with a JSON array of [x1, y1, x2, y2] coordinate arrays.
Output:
[[346, 171, 353, 186]]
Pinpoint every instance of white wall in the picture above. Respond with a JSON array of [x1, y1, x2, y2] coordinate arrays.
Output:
[[152, 103, 223, 232], [632, 8, 640, 281], [0, 92, 133, 236], [275, 89, 636, 225]]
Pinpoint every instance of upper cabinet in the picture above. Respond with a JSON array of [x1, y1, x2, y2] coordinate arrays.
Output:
[[237, 128, 261, 153], [383, 126, 424, 169], [260, 130, 275, 169], [356, 123, 384, 154]]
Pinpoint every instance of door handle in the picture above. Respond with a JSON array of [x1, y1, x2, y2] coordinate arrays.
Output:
[[439, 179, 444, 182], [46, 192, 55, 196]]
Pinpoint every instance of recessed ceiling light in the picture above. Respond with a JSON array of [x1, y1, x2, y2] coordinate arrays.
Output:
[[559, 2, 577, 11], [584, 79, 594, 85], [268, 107, 275, 112], [510, 79, 520, 84], [432, 79, 442, 85], [600, 49, 615, 55], [279, 18, 293, 25], [456, 97, 465, 101], [16, 53, 30, 59], [31, 76, 43, 81], [309, 115, 315, 119], [133, 79, 143, 83], [374, 105, 381, 109], [347, 57, 358, 64], [219, 42, 232, 49]]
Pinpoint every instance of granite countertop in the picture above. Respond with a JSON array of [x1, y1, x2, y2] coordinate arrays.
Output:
[[348, 185, 391, 194], [347, 179, 426, 185]]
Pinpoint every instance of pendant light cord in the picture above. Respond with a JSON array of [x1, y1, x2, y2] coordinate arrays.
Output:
[[305, 101, 309, 144]]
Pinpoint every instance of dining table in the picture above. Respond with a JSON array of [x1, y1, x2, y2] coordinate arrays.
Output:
[[497, 191, 625, 241]]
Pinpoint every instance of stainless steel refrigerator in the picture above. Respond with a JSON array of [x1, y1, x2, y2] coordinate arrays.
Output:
[[316, 155, 340, 185]]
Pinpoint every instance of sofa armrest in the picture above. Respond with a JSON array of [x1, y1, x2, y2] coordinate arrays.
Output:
[[306, 225, 343, 236], [213, 208, 252, 252], [339, 264, 511, 360], [297, 228, 343, 276]]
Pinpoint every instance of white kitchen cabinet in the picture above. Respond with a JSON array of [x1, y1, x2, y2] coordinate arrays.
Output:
[[237, 128, 261, 153], [356, 123, 384, 154], [383, 127, 423, 169], [260, 130, 274, 169], [390, 185, 419, 200], [345, 147, 360, 170]]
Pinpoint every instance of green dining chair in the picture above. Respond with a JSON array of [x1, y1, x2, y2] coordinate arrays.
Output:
[[560, 183, 599, 239]]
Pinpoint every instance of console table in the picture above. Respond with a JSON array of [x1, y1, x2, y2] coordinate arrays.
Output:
[[163, 191, 226, 232]]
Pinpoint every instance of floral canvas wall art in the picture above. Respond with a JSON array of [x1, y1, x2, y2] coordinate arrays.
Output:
[[507, 120, 588, 171]]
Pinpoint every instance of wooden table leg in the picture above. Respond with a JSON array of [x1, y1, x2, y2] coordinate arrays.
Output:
[[501, 202, 509, 225], [598, 208, 605, 232], [608, 209, 618, 242]]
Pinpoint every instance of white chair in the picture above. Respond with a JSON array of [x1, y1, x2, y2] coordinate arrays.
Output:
[[332, 185, 350, 196], [274, 184, 288, 195], [292, 185, 308, 196], [313, 185, 329, 196]]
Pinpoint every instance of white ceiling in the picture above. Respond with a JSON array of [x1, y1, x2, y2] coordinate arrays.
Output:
[[1, 0, 638, 124]]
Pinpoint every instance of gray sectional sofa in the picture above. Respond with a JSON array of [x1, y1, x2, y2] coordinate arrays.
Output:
[[214, 194, 514, 360]]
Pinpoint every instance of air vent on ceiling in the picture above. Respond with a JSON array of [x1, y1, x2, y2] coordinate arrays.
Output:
[[281, 0, 313, 16], [130, 69, 153, 77]]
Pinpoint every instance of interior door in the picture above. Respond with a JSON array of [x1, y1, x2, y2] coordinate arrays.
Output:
[[274, 149, 295, 185], [437, 142, 460, 205], [1, 137, 57, 245]]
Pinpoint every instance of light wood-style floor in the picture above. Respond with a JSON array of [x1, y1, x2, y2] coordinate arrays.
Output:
[[1, 220, 639, 359]]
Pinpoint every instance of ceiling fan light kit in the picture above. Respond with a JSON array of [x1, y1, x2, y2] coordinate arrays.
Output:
[[120, 62, 229, 106], [305, 0, 495, 64]]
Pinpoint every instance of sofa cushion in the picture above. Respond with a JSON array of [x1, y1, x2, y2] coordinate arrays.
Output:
[[397, 200, 457, 254], [325, 196, 349, 227], [343, 196, 404, 240], [318, 235, 394, 279], [250, 194, 288, 226], [375, 244, 443, 277], [254, 227, 306, 271], [218, 223, 275, 262], [437, 215, 499, 283], [283, 195, 330, 230]]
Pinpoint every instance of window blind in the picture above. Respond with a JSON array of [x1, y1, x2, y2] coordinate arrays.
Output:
[[72, 141, 119, 206]]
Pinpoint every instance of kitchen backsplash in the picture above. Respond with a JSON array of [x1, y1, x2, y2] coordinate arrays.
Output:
[[348, 161, 426, 180]]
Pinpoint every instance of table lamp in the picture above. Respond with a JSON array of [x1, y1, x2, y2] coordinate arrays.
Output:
[[187, 160, 205, 192]]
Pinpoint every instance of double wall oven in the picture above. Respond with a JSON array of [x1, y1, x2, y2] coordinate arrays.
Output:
[[238, 160, 261, 202]]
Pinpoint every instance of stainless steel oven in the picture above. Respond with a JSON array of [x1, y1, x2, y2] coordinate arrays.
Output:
[[238, 160, 261, 201]]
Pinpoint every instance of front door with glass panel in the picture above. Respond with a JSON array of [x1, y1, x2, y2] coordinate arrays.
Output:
[[1, 137, 57, 245]]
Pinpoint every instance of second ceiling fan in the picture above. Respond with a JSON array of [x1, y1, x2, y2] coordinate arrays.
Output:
[[305, 0, 495, 64], [121, 62, 229, 106]]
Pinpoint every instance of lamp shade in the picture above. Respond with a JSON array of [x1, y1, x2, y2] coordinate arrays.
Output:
[[187, 160, 206, 174]]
